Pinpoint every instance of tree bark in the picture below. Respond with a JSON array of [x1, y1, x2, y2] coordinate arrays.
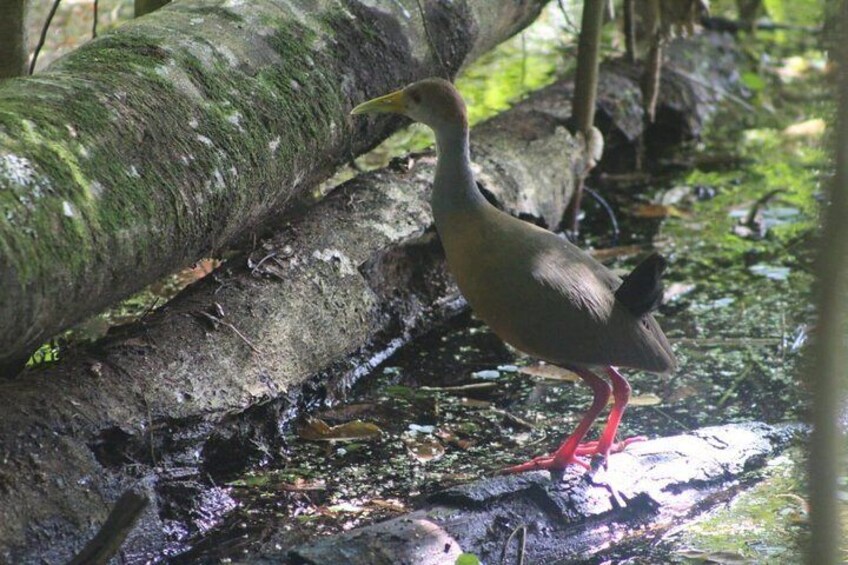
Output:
[[288, 423, 803, 565], [0, 0, 28, 79], [0, 0, 547, 374], [0, 32, 742, 563]]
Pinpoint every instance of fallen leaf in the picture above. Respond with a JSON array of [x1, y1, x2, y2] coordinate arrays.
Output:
[[666, 384, 701, 403], [590, 244, 644, 261], [435, 428, 475, 449], [519, 363, 580, 382], [404, 436, 445, 463], [280, 478, 327, 492], [368, 498, 406, 512], [324, 502, 364, 514], [456, 554, 481, 565], [297, 417, 382, 442], [628, 393, 663, 406], [460, 398, 492, 409], [631, 203, 692, 219]]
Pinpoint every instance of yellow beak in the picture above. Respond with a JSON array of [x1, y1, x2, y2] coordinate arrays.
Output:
[[350, 89, 406, 115]]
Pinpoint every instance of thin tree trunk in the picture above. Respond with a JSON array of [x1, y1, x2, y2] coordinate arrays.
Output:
[[566, 0, 606, 233], [808, 2, 848, 563], [0, 0, 547, 376], [0, 0, 28, 79]]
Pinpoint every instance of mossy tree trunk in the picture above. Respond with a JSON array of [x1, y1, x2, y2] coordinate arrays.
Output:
[[0, 0, 547, 375], [0, 0, 28, 79], [135, 0, 171, 17]]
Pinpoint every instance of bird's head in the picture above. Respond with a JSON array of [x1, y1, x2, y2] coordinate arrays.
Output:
[[351, 77, 467, 133]]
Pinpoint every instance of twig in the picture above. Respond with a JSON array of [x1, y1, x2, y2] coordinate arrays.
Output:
[[415, 0, 449, 79], [250, 251, 277, 276], [583, 186, 620, 245], [92, 0, 99, 38], [499, 524, 527, 565], [419, 382, 497, 393], [196, 311, 263, 354], [490, 408, 536, 430], [30, 0, 62, 74], [69, 490, 149, 565], [743, 188, 787, 226], [556, 0, 578, 34]]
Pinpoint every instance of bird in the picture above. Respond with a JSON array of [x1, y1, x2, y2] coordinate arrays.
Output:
[[351, 78, 676, 476]]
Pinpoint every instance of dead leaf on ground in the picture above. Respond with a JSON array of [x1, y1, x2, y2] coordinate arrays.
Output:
[[297, 417, 382, 442], [404, 436, 445, 463], [631, 203, 692, 219], [280, 478, 327, 492], [628, 393, 663, 406], [368, 498, 407, 512], [519, 363, 580, 382], [322, 502, 365, 514], [435, 428, 475, 450], [460, 398, 492, 409], [590, 244, 644, 262], [666, 384, 701, 403]]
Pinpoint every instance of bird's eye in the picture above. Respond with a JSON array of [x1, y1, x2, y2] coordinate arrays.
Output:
[[408, 91, 421, 104]]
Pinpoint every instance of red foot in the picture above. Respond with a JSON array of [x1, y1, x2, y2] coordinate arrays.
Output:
[[501, 436, 646, 475]]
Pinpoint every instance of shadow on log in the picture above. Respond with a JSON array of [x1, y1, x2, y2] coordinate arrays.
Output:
[[288, 422, 804, 564]]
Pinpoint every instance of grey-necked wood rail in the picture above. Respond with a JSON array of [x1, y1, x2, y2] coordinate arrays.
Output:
[[352, 78, 676, 476]]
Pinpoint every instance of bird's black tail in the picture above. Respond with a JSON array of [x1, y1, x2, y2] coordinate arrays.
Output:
[[614, 253, 668, 317]]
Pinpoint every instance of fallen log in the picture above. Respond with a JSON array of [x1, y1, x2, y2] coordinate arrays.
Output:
[[287, 422, 804, 565], [0, 0, 547, 373], [0, 33, 742, 563]]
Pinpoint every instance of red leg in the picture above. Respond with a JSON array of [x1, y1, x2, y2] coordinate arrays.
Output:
[[590, 366, 646, 469], [502, 367, 611, 475]]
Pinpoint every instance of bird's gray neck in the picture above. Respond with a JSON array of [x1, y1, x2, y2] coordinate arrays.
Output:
[[431, 125, 486, 227]]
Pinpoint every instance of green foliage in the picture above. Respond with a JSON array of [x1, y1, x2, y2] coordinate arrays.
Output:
[[455, 553, 481, 565], [25, 340, 61, 367]]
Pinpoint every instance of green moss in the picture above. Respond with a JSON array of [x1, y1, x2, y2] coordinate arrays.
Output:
[[669, 449, 807, 563]]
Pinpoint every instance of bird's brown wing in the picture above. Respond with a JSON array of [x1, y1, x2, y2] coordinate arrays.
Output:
[[528, 237, 676, 373]]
